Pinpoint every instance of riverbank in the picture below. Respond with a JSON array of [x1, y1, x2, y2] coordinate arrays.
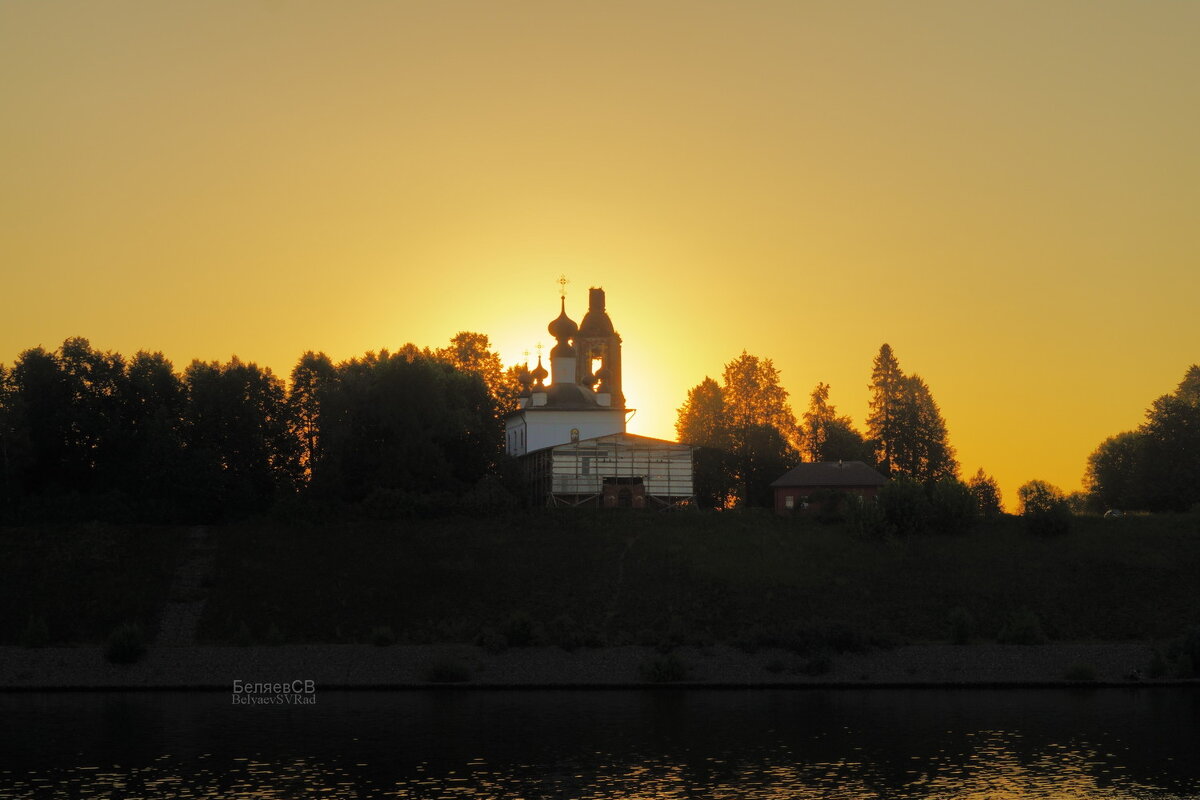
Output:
[[1, 642, 1189, 690]]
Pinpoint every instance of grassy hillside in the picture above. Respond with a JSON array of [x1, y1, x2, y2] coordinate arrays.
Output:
[[0, 524, 182, 645], [3, 512, 1197, 648], [198, 511, 1200, 648]]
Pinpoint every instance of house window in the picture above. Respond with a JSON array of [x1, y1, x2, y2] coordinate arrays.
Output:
[[784, 495, 795, 509]]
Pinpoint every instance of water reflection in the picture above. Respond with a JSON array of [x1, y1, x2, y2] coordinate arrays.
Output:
[[1, 689, 1197, 798]]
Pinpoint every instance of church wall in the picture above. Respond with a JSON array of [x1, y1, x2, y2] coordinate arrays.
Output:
[[521, 409, 626, 454]]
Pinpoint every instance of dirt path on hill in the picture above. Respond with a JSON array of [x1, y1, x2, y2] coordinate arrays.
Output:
[[155, 526, 215, 646]]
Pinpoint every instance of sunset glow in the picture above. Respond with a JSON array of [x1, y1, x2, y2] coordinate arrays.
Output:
[[3, 1, 1198, 505]]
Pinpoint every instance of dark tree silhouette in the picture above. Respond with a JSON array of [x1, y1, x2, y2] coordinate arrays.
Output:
[[182, 357, 298, 519], [311, 348, 499, 505], [801, 382, 872, 463], [676, 352, 799, 507], [675, 377, 734, 508], [891, 374, 958, 483], [866, 344, 905, 475], [967, 467, 1004, 518], [1083, 364, 1200, 512], [1084, 431, 1142, 511], [289, 351, 337, 482]]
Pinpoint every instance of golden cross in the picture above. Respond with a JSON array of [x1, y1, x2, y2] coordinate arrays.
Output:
[[558, 274, 569, 298]]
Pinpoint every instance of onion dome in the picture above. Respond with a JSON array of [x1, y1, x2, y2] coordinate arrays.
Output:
[[530, 356, 548, 386], [547, 297, 578, 342], [516, 365, 533, 396], [550, 340, 576, 359]]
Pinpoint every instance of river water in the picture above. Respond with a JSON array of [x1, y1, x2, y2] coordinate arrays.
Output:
[[1, 688, 1197, 798]]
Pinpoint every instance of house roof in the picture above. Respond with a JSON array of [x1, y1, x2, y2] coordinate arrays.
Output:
[[770, 461, 887, 489]]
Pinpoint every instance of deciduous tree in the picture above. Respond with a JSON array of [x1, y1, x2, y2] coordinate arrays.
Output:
[[967, 468, 1003, 518], [676, 377, 734, 508], [801, 382, 871, 463]]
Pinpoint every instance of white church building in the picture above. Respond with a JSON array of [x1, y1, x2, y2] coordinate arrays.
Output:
[[506, 288, 695, 509]]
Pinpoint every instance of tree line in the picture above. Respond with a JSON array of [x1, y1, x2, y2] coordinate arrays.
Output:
[[1084, 365, 1200, 513], [0, 333, 520, 524], [675, 343, 1003, 516]]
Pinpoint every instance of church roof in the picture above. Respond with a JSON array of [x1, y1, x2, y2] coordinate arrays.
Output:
[[544, 383, 599, 408], [529, 431, 690, 456], [770, 461, 887, 489]]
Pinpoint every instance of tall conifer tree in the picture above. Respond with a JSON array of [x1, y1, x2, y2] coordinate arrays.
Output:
[[866, 344, 904, 474]]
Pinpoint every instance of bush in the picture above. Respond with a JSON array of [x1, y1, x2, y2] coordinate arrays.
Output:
[[474, 627, 508, 654], [370, 625, 396, 647], [639, 652, 688, 683], [800, 651, 833, 676], [233, 620, 254, 647], [806, 490, 849, 523], [423, 658, 472, 683], [927, 478, 979, 535], [844, 495, 887, 538], [997, 609, 1048, 645], [878, 478, 931, 537], [500, 611, 543, 648], [460, 475, 518, 513], [1165, 625, 1200, 677], [20, 615, 50, 648], [947, 606, 975, 645], [547, 614, 600, 651], [104, 623, 147, 664], [1018, 480, 1073, 536], [1064, 663, 1097, 682]]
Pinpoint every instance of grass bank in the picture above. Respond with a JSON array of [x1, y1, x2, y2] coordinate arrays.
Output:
[[0, 524, 182, 645], [197, 510, 1200, 650]]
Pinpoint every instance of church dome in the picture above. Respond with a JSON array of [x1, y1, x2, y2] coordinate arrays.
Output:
[[530, 357, 548, 385], [548, 298, 578, 341]]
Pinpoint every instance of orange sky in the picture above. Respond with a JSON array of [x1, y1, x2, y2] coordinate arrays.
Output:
[[3, 1, 1198, 508]]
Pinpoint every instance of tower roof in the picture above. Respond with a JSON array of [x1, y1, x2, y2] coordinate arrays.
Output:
[[578, 287, 615, 337]]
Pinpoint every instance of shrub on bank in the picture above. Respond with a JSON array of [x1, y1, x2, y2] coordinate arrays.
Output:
[[639, 652, 688, 683], [1018, 480, 1073, 536], [423, 658, 472, 683], [20, 615, 50, 648], [370, 625, 396, 646], [997, 609, 1048, 645], [104, 623, 147, 664], [947, 606, 975, 645]]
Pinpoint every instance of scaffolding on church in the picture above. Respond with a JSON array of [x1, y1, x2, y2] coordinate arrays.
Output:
[[521, 433, 695, 510]]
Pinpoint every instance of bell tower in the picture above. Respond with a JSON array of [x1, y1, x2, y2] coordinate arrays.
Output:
[[574, 287, 624, 409]]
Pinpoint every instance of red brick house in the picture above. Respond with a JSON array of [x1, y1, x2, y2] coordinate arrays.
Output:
[[770, 460, 887, 515]]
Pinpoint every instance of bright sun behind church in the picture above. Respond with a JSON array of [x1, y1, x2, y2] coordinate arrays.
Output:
[[505, 288, 694, 509]]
